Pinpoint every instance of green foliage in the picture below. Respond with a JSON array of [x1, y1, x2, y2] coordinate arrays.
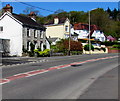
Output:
[[34, 49, 50, 57], [50, 45, 59, 53], [30, 42, 35, 52], [94, 48, 101, 51], [43, 45, 46, 50], [22, 45, 28, 53], [84, 44, 94, 51], [71, 51, 83, 55], [101, 41, 119, 46], [22, 7, 119, 39], [28, 51, 34, 57], [101, 47, 106, 52], [112, 44, 120, 49]]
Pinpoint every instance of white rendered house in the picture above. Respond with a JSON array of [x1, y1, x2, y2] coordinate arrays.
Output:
[[0, 4, 50, 56], [73, 23, 106, 42]]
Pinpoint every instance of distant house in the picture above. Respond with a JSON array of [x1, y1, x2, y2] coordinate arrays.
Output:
[[45, 17, 71, 39], [107, 35, 116, 42], [0, 4, 50, 56], [72, 23, 106, 42]]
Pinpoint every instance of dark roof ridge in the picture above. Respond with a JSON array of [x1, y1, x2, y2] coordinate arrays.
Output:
[[11, 13, 45, 29]]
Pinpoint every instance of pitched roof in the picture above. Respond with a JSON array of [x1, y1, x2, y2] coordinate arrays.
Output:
[[48, 37, 59, 42], [45, 17, 67, 25], [12, 13, 45, 30], [74, 23, 100, 31]]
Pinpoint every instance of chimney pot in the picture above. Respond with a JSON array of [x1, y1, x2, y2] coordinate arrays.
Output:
[[54, 17, 59, 24], [3, 4, 13, 13], [28, 12, 36, 21]]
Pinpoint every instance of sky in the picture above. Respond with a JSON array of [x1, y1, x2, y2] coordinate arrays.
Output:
[[0, 1, 119, 16]]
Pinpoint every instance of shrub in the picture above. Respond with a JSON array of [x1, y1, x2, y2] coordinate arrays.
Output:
[[34, 49, 50, 57], [71, 51, 83, 55], [84, 44, 94, 51], [94, 48, 101, 51], [112, 44, 120, 49], [30, 42, 35, 52], [28, 51, 34, 57], [101, 41, 119, 46], [101, 47, 106, 52], [22, 45, 28, 53]]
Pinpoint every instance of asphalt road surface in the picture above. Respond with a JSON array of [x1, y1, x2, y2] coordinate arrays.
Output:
[[1, 53, 119, 100]]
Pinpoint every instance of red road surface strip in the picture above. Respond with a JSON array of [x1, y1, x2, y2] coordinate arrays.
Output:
[[0, 79, 9, 83], [27, 69, 47, 75], [6, 74, 29, 81], [0, 56, 118, 85]]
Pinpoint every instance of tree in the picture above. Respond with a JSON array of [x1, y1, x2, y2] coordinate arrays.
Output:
[[0, 9, 2, 16], [112, 8, 119, 21], [55, 39, 83, 53], [106, 7, 112, 19], [69, 11, 88, 24], [54, 9, 66, 14]]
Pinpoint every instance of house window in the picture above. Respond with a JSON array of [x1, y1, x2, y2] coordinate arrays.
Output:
[[40, 31, 43, 38], [65, 26, 69, 32], [27, 41, 31, 51], [0, 26, 3, 32], [34, 30, 37, 38], [27, 28, 30, 37]]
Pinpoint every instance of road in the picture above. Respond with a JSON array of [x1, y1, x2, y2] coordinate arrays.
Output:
[[1, 53, 119, 99]]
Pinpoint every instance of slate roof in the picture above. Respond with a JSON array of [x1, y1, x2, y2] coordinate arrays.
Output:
[[45, 18, 67, 25], [48, 37, 58, 42], [12, 13, 45, 30]]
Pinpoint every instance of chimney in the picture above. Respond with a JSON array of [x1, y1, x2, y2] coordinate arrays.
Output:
[[28, 12, 36, 21], [3, 4, 13, 13], [54, 17, 59, 24]]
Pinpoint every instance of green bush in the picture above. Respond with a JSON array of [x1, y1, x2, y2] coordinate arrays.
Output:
[[84, 44, 94, 51], [112, 44, 120, 49], [101, 41, 119, 46], [28, 51, 34, 57], [34, 49, 50, 57], [94, 48, 101, 51], [22, 45, 28, 53], [71, 51, 83, 55], [101, 47, 106, 52]]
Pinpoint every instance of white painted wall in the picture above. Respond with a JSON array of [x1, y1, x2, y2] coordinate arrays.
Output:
[[74, 29, 89, 39], [73, 29, 106, 42], [92, 30, 106, 42], [0, 14, 23, 56]]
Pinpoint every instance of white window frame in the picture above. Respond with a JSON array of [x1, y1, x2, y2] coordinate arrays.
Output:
[[34, 30, 37, 38], [65, 26, 69, 32]]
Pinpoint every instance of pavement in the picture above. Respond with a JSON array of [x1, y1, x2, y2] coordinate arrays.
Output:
[[1, 56, 46, 66], [0, 53, 119, 66]]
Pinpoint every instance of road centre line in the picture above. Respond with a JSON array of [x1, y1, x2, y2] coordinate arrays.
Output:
[[0, 56, 118, 85]]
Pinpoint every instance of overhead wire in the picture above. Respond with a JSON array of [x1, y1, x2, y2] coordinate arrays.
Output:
[[14, 0, 55, 13]]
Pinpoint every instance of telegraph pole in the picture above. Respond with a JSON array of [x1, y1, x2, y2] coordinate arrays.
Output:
[[68, 13, 71, 56], [88, 11, 91, 54]]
